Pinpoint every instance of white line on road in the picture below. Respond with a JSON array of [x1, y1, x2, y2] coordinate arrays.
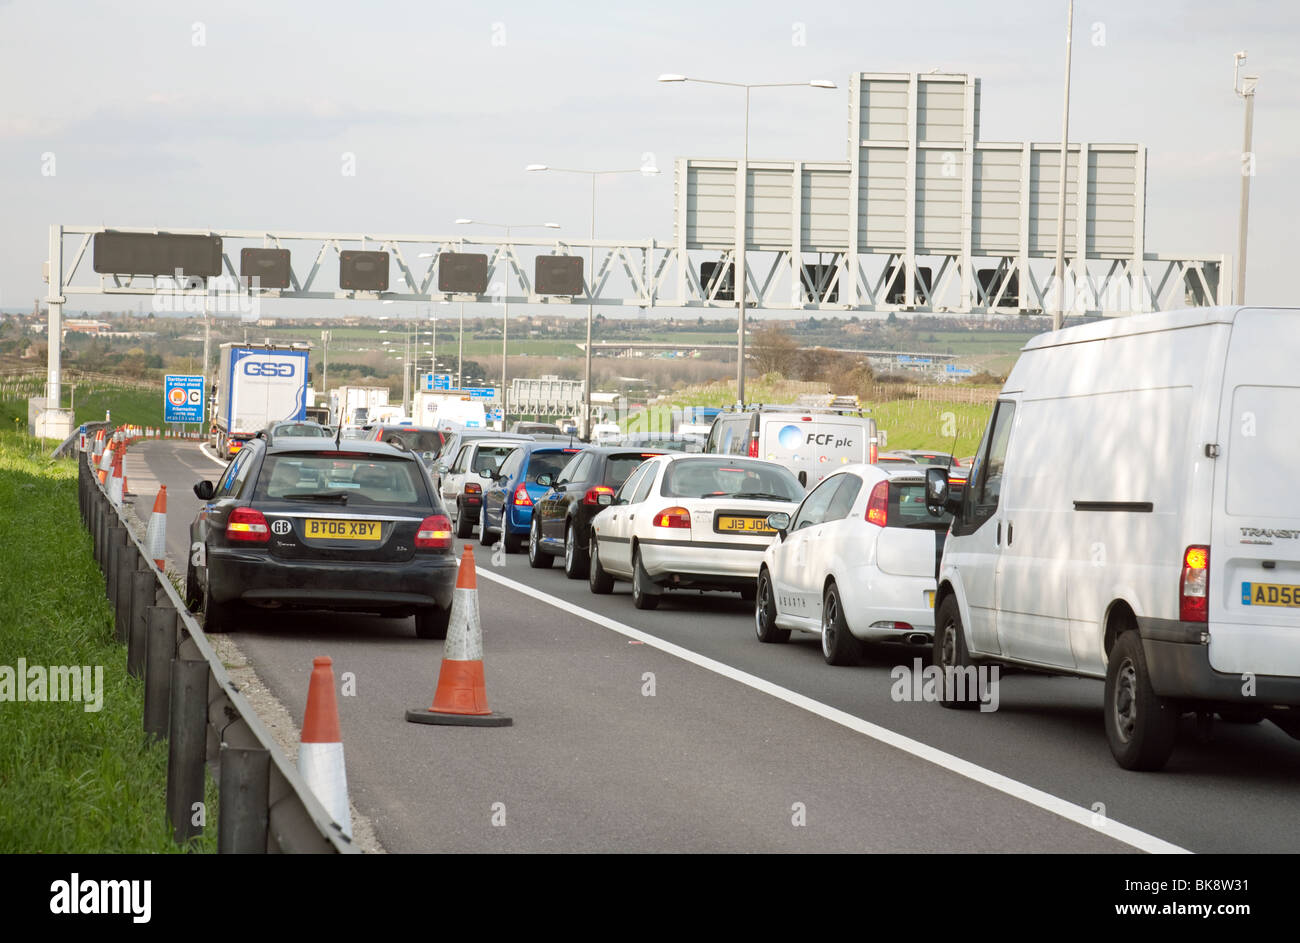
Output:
[[198, 442, 229, 467], [478, 568, 1190, 855]]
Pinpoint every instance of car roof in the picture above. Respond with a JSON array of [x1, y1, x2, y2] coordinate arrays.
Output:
[[264, 438, 409, 457]]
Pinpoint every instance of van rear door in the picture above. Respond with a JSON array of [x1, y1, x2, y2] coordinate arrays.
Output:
[[762, 416, 870, 486], [1211, 308, 1300, 678]]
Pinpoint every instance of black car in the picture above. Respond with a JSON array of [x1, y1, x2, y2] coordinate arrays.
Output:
[[186, 437, 459, 638], [526, 446, 666, 578]]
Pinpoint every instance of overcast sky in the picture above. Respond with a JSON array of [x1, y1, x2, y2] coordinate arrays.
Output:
[[1, 0, 1297, 318]]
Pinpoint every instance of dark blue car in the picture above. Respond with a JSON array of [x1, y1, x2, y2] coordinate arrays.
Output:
[[478, 443, 582, 553]]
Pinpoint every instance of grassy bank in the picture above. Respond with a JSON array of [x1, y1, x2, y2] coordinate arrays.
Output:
[[0, 375, 164, 434], [0, 432, 215, 851]]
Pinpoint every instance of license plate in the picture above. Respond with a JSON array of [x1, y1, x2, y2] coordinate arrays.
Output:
[[717, 515, 774, 534], [926, 590, 935, 609], [304, 519, 382, 542], [1241, 582, 1300, 607]]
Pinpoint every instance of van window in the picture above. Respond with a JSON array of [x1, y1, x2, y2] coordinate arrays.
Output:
[[963, 401, 1016, 524]]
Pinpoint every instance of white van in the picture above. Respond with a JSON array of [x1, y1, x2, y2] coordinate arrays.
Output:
[[706, 406, 879, 488], [926, 306, 1300, 770]]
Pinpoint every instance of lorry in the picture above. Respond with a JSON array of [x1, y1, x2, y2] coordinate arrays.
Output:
[[210, 343, 310, 460], [330, 385, 391, 430], [412, 390, 486, 431]]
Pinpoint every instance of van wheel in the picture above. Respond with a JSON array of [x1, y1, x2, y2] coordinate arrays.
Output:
[[563, 523, 589, 580], [754, 569, 789, 643], [1104, 632, 1179, 771], [631, 550, 660, 611], [415, 605, 450, 640], [934, 595, 979, 709], [454, 500, 473, 539], [821, 583, 863, 666], [528, 517, 553, 569], [587, 538, 614, 595]]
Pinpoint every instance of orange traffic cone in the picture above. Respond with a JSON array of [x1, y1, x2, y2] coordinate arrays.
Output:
[[298, 656, 352, 839], [406, 545, 512, 727], [146, 486, 167, 570], [97, 440, 115, 484], [108, 450, 124, 506]]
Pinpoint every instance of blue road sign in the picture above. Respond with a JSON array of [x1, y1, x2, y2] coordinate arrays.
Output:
[[422, 373, 452, 391], [164, 374, 205, 424]]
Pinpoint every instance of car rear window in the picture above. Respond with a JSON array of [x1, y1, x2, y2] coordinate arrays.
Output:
[[390, 429, 444, 453], [523, 451, 572, 484], [661, 458, 802, 501], [257, 454, 427, 505], [890, 480, 952, 528], [273, 423, 327, 437], [472, 445, 516, 474], [604, 453, 659, 488]]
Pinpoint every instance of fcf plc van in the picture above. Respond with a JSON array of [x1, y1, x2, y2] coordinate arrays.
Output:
[[926, 307, 1300, 770]]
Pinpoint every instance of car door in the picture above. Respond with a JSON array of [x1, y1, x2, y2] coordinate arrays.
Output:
[[773, 475, 842, 625], [598, 461, 649, 575], [484, 449, 522, 533], [441, 444, 473, 505], [542, 452, 589, 545], [809, 473, 864, 616], [949, 399, 1017, 657]]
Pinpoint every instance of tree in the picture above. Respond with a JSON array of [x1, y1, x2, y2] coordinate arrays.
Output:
[[750, 323, 798, 376]]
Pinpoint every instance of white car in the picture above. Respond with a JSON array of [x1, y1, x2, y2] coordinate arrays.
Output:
[[755, 465, 953, 664], [437, 438, 526, 538], [587, 454, 804, 609]]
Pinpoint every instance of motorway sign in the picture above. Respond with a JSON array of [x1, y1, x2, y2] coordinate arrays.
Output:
[[422, 373, 452, 391], [163, 374, 204, 424]]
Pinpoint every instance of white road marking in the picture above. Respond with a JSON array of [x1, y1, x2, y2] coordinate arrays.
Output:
[[198, 442, 229, 467], [478, 568, 1190, 855]]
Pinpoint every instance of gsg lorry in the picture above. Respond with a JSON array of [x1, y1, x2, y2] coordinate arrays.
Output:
[[210, 343, 310, 459]]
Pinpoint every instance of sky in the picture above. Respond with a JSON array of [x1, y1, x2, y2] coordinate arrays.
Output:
[[1, 0, 1297, 319]]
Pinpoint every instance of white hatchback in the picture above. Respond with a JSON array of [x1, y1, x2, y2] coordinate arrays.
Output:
[[755, 465, 953, 664], [587, 454, 804, 609]]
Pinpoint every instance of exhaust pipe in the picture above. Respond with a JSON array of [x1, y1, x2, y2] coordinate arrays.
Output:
[[906, 633, 929, 646]]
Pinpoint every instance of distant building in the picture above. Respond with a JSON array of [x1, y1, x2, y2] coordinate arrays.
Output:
[[64, 319, 111, 334]]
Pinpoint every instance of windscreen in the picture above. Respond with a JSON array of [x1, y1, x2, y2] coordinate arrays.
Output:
[[257, 454, 426, 505], [390, 429, 443, 453], [524, 451, 573, 484], [472, 446, 517, 474], [661, 458, 803, 501]]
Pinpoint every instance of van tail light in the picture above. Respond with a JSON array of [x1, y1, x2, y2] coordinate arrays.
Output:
[[416, 514, 453, 549], [653, 506, 691, 529], [747, 436, 759, 458], [584, 486, 615, 505], [227, 507, 270, 543], [513, 484, 533, 507], [865, 480, 889, 527], [1180, 545, 1209, 622], [464, 481, 482, 505]]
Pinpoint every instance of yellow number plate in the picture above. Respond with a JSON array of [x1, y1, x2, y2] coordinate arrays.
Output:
[[1242, 582, 1300, 608], [717, 515, 774, 534], [926, 590, 935, 609], [305, 519, 381, 541]]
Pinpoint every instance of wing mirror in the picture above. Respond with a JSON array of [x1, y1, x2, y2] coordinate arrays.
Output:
[[194, 480, 216, 501], [765, 511, 791, 540], [597, 492, 614, 507], [537, 474, 553, 488], [925, 466, 961, 516]]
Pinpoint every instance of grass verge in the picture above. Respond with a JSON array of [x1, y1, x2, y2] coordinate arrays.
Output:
[[0, 431, 216, 852]]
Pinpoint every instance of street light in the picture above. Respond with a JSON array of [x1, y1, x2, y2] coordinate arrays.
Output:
[[526, 161, 660, 438], [1234, 51, 1259, 305], [1052, 0, 1075, 332], [455, 218, 560, 424], [658, 74, 836, 402]]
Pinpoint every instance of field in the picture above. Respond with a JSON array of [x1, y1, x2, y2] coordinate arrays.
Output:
[[0, 373, 164, 435]]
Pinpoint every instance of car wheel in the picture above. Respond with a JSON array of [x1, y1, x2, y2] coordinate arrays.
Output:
[[454, 500, 474, 539], [528, 517, 553, 569], [631, 549, 660, 611], [478, 510, 494, 546], [415, 605, 450, 640], [820, 583, 863, 666], [754, 568, 790, 644], [933, 595, 981, 709], [503, 526, 524, 554], [563, 523, 590, 580], [185, 559, 203, 612], [203, 583, 237, 634], [587, 537, 614, 595], [1104, 631, 1179, 771]]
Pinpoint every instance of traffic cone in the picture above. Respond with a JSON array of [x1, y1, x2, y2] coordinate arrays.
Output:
[[298, 656, 352, 839], [146, 487, 167, 571], [98, 440, 115, 485], [406, 545, 512, 727], [108, 450, 124, 506]]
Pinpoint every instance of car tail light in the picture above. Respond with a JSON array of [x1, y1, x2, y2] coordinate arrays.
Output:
[[1180, 544, 1209, 622], [870, 621, 914, 630], [748, 436, 759, 458], [653, 506, 691, 528], [416, 514, 453, 549], [227, 507, 269, 543], [513, 484, 533, 507], [584, 485, 615, 505], [464, 481, 482, 504], [865, 480, 889, 527]]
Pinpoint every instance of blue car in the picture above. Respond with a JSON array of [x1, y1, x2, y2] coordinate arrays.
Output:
[[478, 443, 582, 553]]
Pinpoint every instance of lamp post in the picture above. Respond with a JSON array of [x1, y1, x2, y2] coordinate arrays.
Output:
[[1233, 51, 1259, 305], [455, 219, 560, 424], [658, 74, 836, 403], [526, 162, 660, 438], [1052, 0, 1075, 331]]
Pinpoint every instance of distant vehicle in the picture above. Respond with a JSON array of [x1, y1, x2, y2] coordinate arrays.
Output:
[[705, 405, 878, 487], [211, 343, 310, 460], [900, 450, 959, 467], [527, 446, 668, 578], [587, 454, 803, 609], [510, 421, 562, 436], [430, 429, 531, 492], [363, 424, 447, 463], [438, 438, 530, 538], [756, 466, 953, 663], [478, 443, 584, 553], [265, 421, 330, 444], [926, 306, 1300, 771], [413, 392, 487, 431], [609, 433, 707, 453], [186, 437, 457, 638], [876, 451, 920, 467], [330, 385, 390, 430], [303, 406, 331, 426]]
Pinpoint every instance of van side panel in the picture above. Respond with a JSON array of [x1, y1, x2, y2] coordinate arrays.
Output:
[[759, 416, 874, 486], [1211, 308, 1300, 678]]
